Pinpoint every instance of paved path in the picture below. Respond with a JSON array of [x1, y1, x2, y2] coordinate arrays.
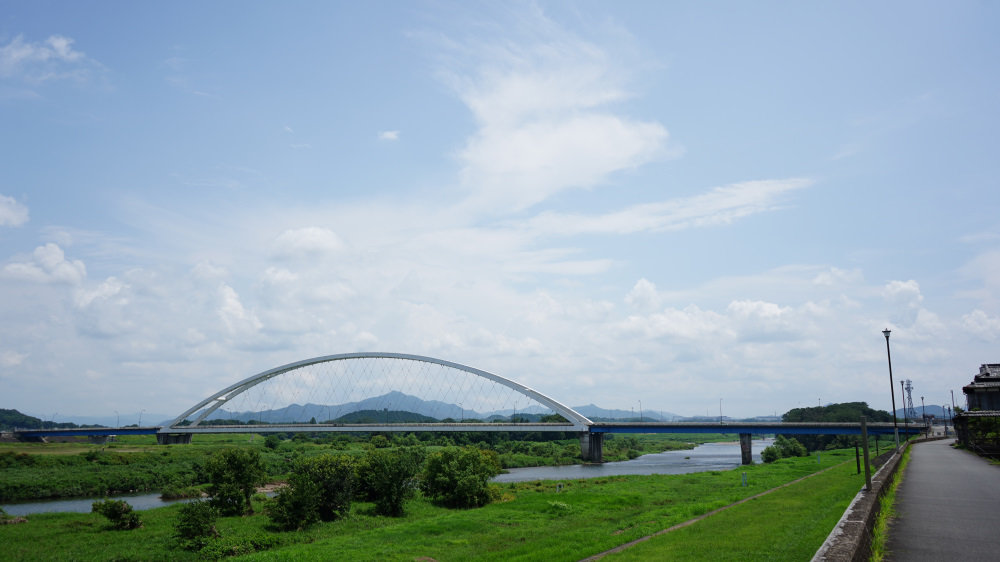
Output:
[[886, 439, 1000, 561]]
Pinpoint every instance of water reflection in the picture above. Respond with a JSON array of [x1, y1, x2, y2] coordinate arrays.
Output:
[[2, 492, 194, 516]]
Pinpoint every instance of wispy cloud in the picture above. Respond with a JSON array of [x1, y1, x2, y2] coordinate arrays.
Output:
[[0, 35, 100, 83], [519, 178, 813, 236], [378, 130, 400, 141]]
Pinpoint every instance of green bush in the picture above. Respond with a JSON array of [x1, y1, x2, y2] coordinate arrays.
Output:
[[420, 447, 502, 508], [762, 436, 808, 463], [761, 446, 780, 463], [91, 499, 142, 530], [267, 453, 357, 531], [357, 447, 424, 517], [174, 500, 219, 550], [205, 448, 266, 516]]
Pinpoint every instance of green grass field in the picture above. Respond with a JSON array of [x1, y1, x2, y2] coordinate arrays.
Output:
[[0, 448, 867, 561]]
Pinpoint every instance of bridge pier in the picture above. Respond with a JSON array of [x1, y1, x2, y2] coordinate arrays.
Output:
[[156, 433, 192, 445], [580, 432, 604, 462], [739, 433, 753, 465]]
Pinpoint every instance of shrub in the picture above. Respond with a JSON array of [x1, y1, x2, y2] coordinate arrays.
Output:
[[267, 454, 357, 531], [421, 447, 502, 508], [205, 448, 266, 516], [264, 435, 281, 450], [91, 499, 142, 530], [761, 446, 780, 463], [174, 500, 219, 550], [358, 447, 424, 517], [761, 436, 808, 463]]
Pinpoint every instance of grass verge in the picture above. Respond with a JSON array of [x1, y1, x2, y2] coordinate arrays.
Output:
[[867, 446, 910, 562]]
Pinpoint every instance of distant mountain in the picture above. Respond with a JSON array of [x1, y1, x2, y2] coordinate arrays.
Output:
[[200, 391, 559, 424], [571, 404, 677, 421], [895, 404, 952, 420]]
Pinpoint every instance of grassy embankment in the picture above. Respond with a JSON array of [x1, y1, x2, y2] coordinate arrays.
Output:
[[0, 448, 867, 561], [0, 432, 728, 502]]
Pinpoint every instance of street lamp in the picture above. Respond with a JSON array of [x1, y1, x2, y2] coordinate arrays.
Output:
[[921, 396, 926, 436], [883, 329, 900, 450], [901, 380, 909, 441]]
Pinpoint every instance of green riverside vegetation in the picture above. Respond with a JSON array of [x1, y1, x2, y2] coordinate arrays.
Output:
[[0, 444, 869, 561]]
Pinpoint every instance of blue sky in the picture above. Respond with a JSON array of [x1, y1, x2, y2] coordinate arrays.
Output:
[[1, 1, 998, 421]]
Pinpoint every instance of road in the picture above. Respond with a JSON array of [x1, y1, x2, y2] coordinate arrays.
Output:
[[886, 438, 1000, 561]]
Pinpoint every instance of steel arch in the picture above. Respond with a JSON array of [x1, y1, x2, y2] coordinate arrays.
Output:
[[167, 352, 592, 429]]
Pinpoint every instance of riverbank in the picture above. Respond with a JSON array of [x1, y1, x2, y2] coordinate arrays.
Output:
[[0, 448, 865, 561]]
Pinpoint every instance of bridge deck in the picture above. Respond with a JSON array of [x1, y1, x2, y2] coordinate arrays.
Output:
[[590, 421, 920, 435], [13, 421, 922, 438]]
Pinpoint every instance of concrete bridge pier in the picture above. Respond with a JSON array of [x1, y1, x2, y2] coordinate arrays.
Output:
[[739, 433, 753, 465], [580, 432, 604, 462], [156, 433, 192, 445]]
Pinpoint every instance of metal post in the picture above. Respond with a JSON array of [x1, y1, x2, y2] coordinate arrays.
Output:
[[943, 405, 949, 436], [855, 441, 861, 474], [901, 380, 909, 442], [861, 416, 872, 491], [921, 396, 926, 437], [883, 329, 900, 450]]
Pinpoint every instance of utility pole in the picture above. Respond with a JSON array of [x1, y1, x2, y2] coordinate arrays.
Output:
[[883, 329, 900, 450]]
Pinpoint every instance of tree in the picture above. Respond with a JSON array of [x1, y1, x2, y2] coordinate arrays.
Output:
[[92, 499, 141, 530], [421, 447, 502, 508], [358, 447, 424, 517], [205, 448, 266, 515], [174, 500, 219, 550], [781, 402, 892, 451], [268, 454, 356, 530]]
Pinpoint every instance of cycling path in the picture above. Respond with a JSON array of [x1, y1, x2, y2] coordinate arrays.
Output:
[[886, 438, 1000, 561]]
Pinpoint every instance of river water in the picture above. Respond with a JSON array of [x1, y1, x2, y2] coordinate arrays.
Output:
[[2, 439, 771, 515], [492, 438, 772, 483]]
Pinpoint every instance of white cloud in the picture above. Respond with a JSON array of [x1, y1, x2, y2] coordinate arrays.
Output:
[[444, 10, 672, 213], [0, 35, 98, 82], [961, 309, 1000, 341], [0, 195, 29, 226], [2, 243, 86, 284], [882, 279, 923, 326], [271, 227, 345, 259], [625, 278, 661, 311], [378, 130, 400, 141], [218, 284, 262, 337], [0, 350, 27, 367]]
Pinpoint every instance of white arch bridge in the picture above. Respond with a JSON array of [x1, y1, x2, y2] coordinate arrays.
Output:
[[17, 353, 915, 463]]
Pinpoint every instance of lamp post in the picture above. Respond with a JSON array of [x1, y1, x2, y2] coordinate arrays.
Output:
[[883, 329, 900, 450], [921, 396, 926, 436], [901, 380, 909, 441]]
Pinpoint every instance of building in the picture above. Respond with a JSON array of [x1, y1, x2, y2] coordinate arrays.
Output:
[[963, 364, 1000, 411]]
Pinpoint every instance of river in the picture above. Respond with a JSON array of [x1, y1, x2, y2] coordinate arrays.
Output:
[[2, 439, 772, 515], [492, 438, 772, 483]]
